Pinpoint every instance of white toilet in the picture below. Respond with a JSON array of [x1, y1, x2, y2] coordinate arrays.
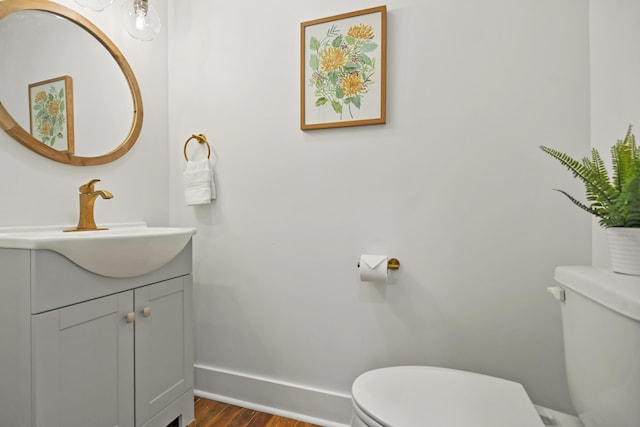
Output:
[[351, 266, 640, 427]]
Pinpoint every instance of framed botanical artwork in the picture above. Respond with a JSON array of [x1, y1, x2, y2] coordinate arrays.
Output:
[[300, 5, 387, 130], [28, 75, 74, 153]]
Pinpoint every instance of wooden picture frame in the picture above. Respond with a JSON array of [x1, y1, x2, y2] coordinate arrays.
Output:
[[28, 75, 74, 153], [300, 5, 387, 130]]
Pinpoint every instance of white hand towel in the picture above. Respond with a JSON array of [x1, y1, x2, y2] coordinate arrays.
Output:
[[183, 158, 216, 205]]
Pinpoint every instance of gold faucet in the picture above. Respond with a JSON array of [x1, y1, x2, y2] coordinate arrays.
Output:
[[65, 179, 113, 232]]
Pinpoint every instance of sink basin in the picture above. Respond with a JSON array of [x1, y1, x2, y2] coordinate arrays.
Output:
[[0, 222, 196, 278]]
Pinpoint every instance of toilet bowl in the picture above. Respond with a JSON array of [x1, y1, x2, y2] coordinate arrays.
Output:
[[351, 366, 582, 427], [351, 266, 640, 427]]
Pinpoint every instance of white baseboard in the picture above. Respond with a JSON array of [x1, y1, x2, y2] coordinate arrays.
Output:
[[194, 364, 352, 427]]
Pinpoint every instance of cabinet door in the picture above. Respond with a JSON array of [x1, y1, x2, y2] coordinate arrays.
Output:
[[135, 276, 193, 427], [32, 292, 135, 427]]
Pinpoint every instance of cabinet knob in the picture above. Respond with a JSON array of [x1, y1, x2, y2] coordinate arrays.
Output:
[[126, 312, 135, 324], [142, 306, 151, 318]]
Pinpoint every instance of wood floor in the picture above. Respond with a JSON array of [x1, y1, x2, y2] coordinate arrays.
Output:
[[187, 397, 322, 427]]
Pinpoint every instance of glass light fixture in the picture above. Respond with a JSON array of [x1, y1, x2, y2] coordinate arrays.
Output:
[[122, 0, 161, 41], [74, 0, 113, 12]]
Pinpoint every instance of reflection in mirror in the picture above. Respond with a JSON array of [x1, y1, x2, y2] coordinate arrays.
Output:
[[27, 75, 75, 153], [0, 0, 143, 166], [0, 10, 131, 157]]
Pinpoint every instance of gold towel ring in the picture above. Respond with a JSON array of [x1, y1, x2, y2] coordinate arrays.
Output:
[[183, 134, 211, 161]]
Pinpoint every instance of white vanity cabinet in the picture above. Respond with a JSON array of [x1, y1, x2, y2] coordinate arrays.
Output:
[[0, 242, 195, 427], [32, 290, 136, 427], [134, 278, 194, 426]]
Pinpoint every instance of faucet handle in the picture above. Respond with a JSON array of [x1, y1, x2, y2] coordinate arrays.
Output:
[[79, 179, 101, 194]]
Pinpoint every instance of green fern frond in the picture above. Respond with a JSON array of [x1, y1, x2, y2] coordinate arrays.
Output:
[[590, 149, 610, 185], [612, 125, 639, 192], [581, 150, 619, 208], [540, 145, 618, 207], [552, 189, 600, 217]]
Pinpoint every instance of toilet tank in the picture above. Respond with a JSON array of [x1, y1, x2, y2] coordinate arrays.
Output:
[[553, 266, 640, 427]]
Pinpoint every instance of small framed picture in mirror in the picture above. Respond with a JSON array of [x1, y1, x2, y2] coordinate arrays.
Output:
[[28, 75, 74, 153]]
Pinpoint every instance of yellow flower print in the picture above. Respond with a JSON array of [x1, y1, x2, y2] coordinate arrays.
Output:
[[30, 81, 68, 146], [34, 91, 47, 103], [47, 100, 60, 116], [308, 18, 379, 120], [38, 120, 52, 137], [347, 24, 374, 40], [321, 47, 347, 72], [341, 73, 365, 97]]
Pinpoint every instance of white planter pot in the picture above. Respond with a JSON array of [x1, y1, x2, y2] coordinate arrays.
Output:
[[607, 228, 640, 275]]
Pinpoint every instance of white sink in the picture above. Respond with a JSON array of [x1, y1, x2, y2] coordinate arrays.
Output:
[[0, 222, 196, 278]]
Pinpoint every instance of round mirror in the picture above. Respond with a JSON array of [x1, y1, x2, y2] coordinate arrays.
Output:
[[0, 0, 143, 166]]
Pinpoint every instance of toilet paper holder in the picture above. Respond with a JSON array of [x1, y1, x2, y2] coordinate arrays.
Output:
[[357, 258, 401, 270]]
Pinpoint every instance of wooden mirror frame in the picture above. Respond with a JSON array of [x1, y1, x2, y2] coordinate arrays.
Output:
[[0, 0, 143, 166]]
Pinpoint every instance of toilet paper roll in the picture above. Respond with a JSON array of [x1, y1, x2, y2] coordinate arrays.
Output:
[[359, 254, 388, 283]]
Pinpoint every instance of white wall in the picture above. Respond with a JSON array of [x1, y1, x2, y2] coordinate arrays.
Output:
[[168, 0, 591, 423], [0, 0, 169, 228], [589, 0, 640, 265]]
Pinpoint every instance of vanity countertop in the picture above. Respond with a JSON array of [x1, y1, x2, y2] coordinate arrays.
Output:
[[0, 222, 196, 278]]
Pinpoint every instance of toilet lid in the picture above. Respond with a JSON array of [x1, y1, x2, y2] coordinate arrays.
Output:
[[352, 366, 544, 427]]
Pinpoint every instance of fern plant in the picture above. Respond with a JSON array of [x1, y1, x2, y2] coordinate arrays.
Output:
[[540, 125, 640, 228]]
